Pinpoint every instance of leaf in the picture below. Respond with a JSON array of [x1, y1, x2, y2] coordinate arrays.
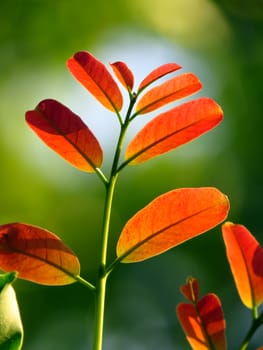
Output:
[[0, 272, 23, 350], [138, 63, 182, 92], [222, 222, 263, 309], [135, 72, 202, 114], [0, 223, 80, 286], [116, 187, 229, 263], [126, 97, 223, 165], [180, 277, 199, 303], [110, 61, 134, 91], [177, 290, 227, 350], [67, 51, 123, 111], [25, 99, 103, 172]]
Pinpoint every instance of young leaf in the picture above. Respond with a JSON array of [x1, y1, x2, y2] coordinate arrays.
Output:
[[222, 222, 263, 309], [125, 97, 223, 165], [135, 72, 202, 114], [116, 187, 229, 263], [180, 277, 199, 303], [0, 273, 23, 350], [26, 99, 103, 172], [138, 63, 182, 92], [110, 61, 134, 91], [177, 278, 227, 350], [0, 223, 80, 286], [67, 51, 123, 111]]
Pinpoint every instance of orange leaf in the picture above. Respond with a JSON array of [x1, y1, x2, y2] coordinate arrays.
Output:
[[138, 63, 182, 92], [177, 293, 227, 350], [125, 97, 223, 165], [67, 51, 123, 111], [0, 223, 80, 286], [135, 72, 202, 114], [222, 222, 263, 308], [116, 187, 229, 263], [26, 99, 103, 172], [110, 61, 134, 91]]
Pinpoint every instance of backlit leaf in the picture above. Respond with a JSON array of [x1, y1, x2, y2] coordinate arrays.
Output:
[[116, 187, 229, 263], [67, 51, 123, 111], [135, 72, 202, 114], [0, 223, 80, 286], [177, 291, 227, 350], [110, 61, 134, 91], [0, 272, 23, 350], [126, 97, 223, 165], [138, 63, 182, 92], [26, 99, 103, 172], [180, 277, 199, 303], [222, 222, 263, 309]]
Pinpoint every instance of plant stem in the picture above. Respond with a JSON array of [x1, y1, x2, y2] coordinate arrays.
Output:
[[75, 275, 96, 291], [239, 310, 263, 350], [95, 167, 108, 186], [92, 176, 116, 350], [92, 94, 137, 350], [92, 271, 108, 350], [92, 132, 128, 349]]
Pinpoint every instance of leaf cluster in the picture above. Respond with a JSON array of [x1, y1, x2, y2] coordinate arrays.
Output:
[[2, 50, 261, 350]]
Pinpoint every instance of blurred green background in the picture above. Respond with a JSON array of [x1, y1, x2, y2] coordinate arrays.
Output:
[[1, 0, 263, 349]]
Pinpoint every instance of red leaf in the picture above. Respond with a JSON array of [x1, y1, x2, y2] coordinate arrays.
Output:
[[222, 222, 263, 308], [125, 97, 223, 165], [116, 187, 229, 263], [0, 223, 80, 286], [135, 72, 202, 114], [26, 99, 103, 172], [67, 51, 123, 111], [138, 63, 182, 92], [110, 61, 134, 91], [177, 293, 227, 350], [180, 277, 199, 303]]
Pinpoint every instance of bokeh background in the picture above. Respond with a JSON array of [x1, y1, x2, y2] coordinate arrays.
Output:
[[1, 0, 263, 349]]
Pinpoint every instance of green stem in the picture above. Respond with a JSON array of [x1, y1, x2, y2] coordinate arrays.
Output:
[[95, 167, 108, 186], [252, 303, 258, 320], [92, 118, 133, 350], [92, 176, 117, 350], [92, 93, 138, 350], [92, 270, 108, 350], [75, 275, 96, 291], [239, 310, 263, 350]]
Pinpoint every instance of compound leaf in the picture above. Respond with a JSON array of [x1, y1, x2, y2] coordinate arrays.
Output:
[[0, 223, 80, 286], [26, 99, 103, 172], [117, 187, 229, 263]]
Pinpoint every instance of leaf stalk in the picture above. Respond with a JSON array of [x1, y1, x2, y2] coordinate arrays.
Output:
[[239, 309, 263, 350]]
